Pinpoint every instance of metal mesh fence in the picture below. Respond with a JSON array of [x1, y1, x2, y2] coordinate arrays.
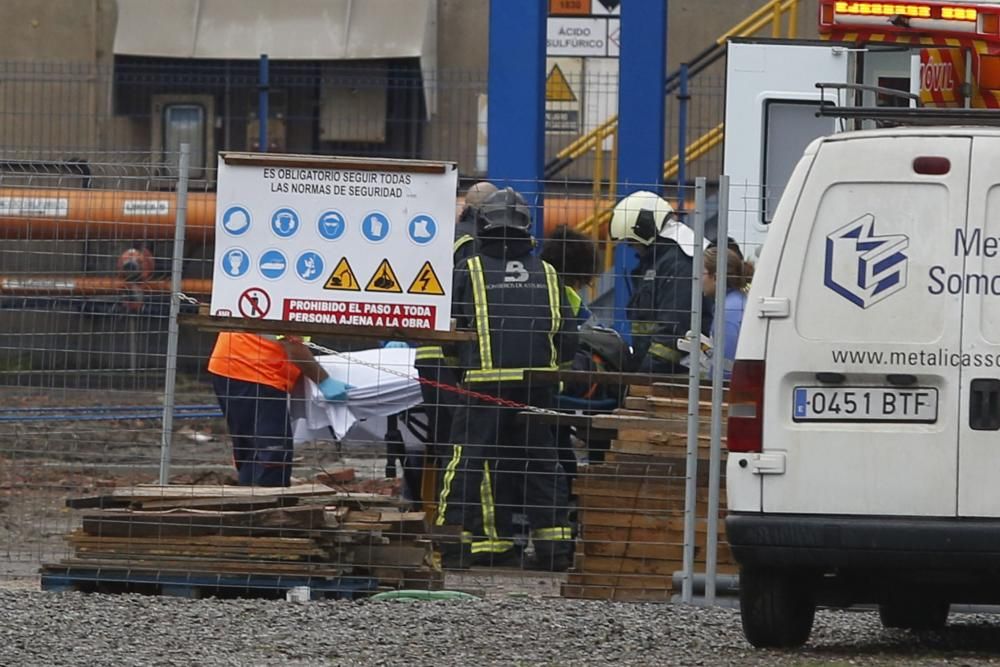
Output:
[[0, 54, 751, 601], [0, 154, 767, 602]]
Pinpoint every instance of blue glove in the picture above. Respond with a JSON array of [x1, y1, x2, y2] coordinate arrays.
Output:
[[383, 341, 409, 349], [318, 377, 352, 402]]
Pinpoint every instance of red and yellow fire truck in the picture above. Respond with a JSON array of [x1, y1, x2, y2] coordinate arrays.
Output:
[[819, 0, 1000, 107]]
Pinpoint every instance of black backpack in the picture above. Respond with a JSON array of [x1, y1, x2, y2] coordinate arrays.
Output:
[[564, 324, 633, 405]]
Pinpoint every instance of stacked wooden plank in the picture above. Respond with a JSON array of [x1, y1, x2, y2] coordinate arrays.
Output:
[[562, 382, 737, 602], [42, 482, 442, 594]]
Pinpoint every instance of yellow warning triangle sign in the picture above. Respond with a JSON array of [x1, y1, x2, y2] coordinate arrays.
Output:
[[407, 261, 445, 296], [546, 64, 576, 102], [365, 258, 403, 293], [323, 257, 360, 291]]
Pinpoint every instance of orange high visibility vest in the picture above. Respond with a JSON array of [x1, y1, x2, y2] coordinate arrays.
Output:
[[207, 332, 300, 392]]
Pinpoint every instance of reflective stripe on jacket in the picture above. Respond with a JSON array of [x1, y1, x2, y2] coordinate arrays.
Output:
[[452, 246, 576, 384]]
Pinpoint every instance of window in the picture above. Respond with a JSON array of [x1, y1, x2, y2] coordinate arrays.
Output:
[[151, 94, 214, 181], [761, 99, 837, 224], [163, 104, 206, 175], [876, 76, 911, 108]]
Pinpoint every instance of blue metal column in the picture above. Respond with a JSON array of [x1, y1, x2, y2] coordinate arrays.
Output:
[[487, 0, 547, 239], [613, 0, 668, 335], [258, 54, 270, 152]]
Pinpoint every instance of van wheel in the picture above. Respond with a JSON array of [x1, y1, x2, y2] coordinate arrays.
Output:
[[739, 567, 816, 648], [878, 597, 949, 632]]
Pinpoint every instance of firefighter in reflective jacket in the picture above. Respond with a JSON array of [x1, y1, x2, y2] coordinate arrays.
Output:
[[609, 190, 705, 373], [412, 181, 497, 504], [437, 187, 577, 570]]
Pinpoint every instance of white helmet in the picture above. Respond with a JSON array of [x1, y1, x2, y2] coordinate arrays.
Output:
[[609, 190, 675, 247]]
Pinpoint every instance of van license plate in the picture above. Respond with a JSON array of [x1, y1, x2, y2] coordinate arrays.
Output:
[[792, 387, 938, 423]]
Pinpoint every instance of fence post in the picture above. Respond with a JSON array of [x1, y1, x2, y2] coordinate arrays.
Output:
[[159, 143, 190, 485], [677, 63, 689, 203], [258, 54, 270, 152], [705, 174, 730, 604], [681, 176, 707, 603]]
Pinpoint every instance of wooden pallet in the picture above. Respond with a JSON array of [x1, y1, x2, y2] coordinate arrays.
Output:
[[49, 484, 444, 596], [39, 565, 379, 600], [563, 382, 734, 601]]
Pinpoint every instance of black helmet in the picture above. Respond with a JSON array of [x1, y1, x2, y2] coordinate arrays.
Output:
[[476, 187, 532, 237]]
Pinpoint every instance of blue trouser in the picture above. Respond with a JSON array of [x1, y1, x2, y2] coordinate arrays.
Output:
[[212, 375, 292, 487]]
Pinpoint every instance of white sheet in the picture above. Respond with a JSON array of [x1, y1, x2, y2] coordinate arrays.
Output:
[[289, 347, 424, 443]]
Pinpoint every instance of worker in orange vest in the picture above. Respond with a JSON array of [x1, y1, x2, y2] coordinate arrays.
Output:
[[208, 332, 350, 486]]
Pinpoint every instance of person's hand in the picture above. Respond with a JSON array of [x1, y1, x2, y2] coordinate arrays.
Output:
[[318, 377, 353, 402], [383, 341, 409, 349]]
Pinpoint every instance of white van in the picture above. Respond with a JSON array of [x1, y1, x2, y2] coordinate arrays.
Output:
[[726, 126, 1000, 647]]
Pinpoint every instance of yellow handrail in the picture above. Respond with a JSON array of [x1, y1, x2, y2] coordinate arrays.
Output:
[[568, 0, 800, 274], [575, 123, 726, 238], [557, 0, 798, 167], [717, 0, 796, 45], [663, 124, 725, 181]]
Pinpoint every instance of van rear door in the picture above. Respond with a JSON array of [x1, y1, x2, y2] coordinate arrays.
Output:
[[958, 133, 1000, 517], [762, 134, 970, 516]]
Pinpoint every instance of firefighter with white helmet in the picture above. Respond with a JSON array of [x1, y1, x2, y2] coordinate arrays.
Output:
[[609, 190, 705, 374]]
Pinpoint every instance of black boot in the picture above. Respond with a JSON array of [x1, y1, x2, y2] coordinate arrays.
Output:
[[531, 542, 573, 572], [439, 543, 473, 570], [472, 547, 522, 568]]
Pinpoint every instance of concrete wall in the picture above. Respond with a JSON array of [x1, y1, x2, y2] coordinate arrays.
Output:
[[0, 1, 116, 152]]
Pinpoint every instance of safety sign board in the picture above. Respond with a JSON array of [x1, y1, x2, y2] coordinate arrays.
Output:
[[547, 17, 608, 57], [546, 0, 620, 59], [546, 58, 582, 133], [211, 153, 458, 330]]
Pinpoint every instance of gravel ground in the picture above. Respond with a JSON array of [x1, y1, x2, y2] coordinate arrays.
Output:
[[3, 591, 1000, 666]]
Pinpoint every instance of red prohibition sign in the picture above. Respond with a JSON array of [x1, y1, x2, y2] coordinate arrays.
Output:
[[238, 287, 271, 318]]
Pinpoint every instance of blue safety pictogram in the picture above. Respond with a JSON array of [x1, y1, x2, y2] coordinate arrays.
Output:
[[221, 205, 252, 236], [407, 214, 437, 245], [317, 210, 347, 240], [221, 247, 250, 278], [361, 212, 391, 243], [270, 207, 301, 238], [258, 249, 288, 280], [296, 251, 325, 282]]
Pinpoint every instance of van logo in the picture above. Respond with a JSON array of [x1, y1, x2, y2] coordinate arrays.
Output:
[[824, 214, 909, 309]]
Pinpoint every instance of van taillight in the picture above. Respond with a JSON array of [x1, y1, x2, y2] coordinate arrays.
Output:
[[728, 360, 765, 453], [913, 157, 950, 175]]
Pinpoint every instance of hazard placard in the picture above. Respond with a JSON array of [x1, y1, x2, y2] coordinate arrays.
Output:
[[547, 64, 577, 102], [238, 287, 271, 318], [323, 257, 361, 291], [407, 261, 446, 296], [545, 57, 582, 133], [365, 258, 403, 293]]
